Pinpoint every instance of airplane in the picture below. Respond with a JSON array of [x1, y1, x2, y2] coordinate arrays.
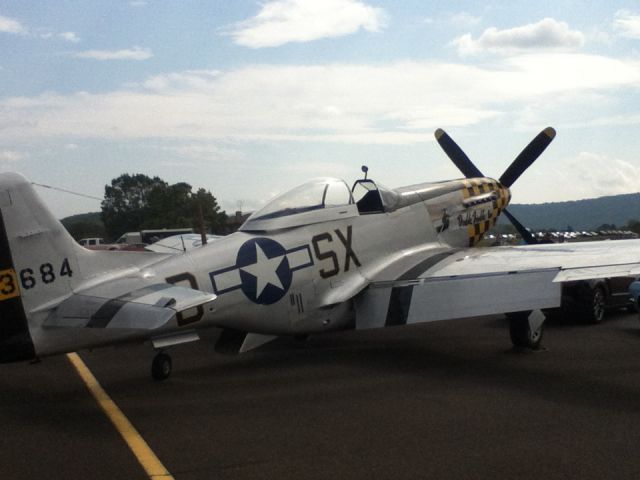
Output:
[[2, 127, 640, 381]]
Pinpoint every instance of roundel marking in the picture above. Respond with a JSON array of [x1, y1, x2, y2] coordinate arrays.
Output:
[[236, 238, 292, 305]]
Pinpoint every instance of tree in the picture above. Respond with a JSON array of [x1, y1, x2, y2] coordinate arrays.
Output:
[[101, 174, 167, 238], [595, 223, 617, 231], [626, 219, 640, 235], [101, 173, 227, 238], [192, 187, 227, 234], [143, 182, 194, 229]]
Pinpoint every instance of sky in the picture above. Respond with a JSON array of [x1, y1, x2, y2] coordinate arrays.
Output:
[[1, 0, 640, 219]]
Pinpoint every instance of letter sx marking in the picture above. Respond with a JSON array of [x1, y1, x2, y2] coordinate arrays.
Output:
[[311, 226, 361, 279]]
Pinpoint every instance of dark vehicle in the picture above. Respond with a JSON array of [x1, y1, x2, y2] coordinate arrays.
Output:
[[630, 281, 640, 314], [547, 277, 637, 324]]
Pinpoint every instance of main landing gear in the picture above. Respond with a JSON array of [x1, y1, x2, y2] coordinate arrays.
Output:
[[507, 310, 545, 350], [151, 351, 172, 381]]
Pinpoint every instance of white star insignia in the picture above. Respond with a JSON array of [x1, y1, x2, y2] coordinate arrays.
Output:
[[240, 243, 285, 298]]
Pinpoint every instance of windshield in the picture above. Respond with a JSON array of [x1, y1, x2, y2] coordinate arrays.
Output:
[[249, 178, 353, 221], [352, 179, 399, 213]]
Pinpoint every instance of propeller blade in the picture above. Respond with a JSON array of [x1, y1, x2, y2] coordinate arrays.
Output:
[[435, 128, 484, 178], [502, 208, 538, 245], [499, 127, 556, 188]]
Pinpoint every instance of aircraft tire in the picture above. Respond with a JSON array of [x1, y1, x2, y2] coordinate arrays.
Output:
[[508, 312, 543, 349], [151, 352, 172, 381]]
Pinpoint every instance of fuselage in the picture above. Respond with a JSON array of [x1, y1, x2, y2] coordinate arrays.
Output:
[[4, 175, 511, 359]]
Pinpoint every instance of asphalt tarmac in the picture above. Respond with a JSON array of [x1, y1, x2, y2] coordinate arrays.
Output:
[[3, 311, 640, 480]]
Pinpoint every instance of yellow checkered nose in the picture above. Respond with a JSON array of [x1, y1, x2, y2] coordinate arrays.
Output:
[[460, 178, 511, 246], [498, 183, 511, 208]]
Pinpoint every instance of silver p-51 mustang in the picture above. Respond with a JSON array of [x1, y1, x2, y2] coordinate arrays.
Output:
[[2, 128, 640, 380]]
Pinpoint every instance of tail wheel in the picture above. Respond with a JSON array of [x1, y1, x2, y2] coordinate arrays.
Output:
[[151, 352, 172, 381]]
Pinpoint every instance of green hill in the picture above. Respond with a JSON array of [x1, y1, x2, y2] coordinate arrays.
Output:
[[500, 193, 640, 231], [61, 212, 107, 240]]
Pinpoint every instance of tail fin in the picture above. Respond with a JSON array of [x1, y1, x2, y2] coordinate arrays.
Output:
[[0, 173, 86, 311], [0, 173, 90, 361]]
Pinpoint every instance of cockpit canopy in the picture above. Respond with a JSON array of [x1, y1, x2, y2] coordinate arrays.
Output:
[[239, 177, 408, 231], [240, 178, 358, 231]]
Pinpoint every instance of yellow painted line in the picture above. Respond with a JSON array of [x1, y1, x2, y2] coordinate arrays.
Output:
[[66, 353, 174, 479]]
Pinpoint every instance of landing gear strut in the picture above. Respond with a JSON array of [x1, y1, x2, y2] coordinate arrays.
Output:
[[508, 310, 545, 350], [151, 351, 172, 381]]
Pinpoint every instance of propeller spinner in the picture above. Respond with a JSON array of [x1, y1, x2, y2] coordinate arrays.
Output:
[[434, 127, 556, 244]]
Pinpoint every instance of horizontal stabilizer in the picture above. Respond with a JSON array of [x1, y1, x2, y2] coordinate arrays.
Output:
[[44, 284, 215, 330]]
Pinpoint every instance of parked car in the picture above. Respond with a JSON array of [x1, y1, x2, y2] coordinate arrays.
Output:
[[546, 277, 637, 324], [78, 237, 117, 250], [630, 281, 640, 314], [79, 237, 104, 247]]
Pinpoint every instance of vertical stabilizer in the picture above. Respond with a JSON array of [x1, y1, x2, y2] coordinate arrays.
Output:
[[0, 173, 85, 311], [0, 173, 88, 361]]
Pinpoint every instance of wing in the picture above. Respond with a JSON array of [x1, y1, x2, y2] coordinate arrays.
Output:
[[44, 281, 216, 330], [356, 239, 640, 329]]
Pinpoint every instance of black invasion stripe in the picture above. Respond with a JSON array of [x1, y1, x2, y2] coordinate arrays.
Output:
[[86, 299, 127, 328], [0, 208, 36, 362], [86, 284, 176, 329], [396, 251, 457, 281], [119, 283, 173, 302], [385, 286, 414, 327]]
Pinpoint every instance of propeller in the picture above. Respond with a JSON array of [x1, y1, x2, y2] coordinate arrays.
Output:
[[434, 129, 483, 179], [502, 209, 538, 245], [434, 127, 556, 244], [499, 127, 556, 188]]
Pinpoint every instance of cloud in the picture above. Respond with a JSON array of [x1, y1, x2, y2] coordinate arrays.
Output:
[[59, 31, 80, 43], [0, 14, 78, 42], [561, 152, 640, 199], [160, 143, 246, 163], [73, 46, 152, 60], [226, 0, 387, 48], [0, 150, 25, 162], [0, 14, 26, 35], [613, 10, 640, 39], [453, 18, 584, 56], [449, 12, 481, 28], [1, 54, 639, 146], [514, 150, 640, 205], [141, 70, 221, 92]]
